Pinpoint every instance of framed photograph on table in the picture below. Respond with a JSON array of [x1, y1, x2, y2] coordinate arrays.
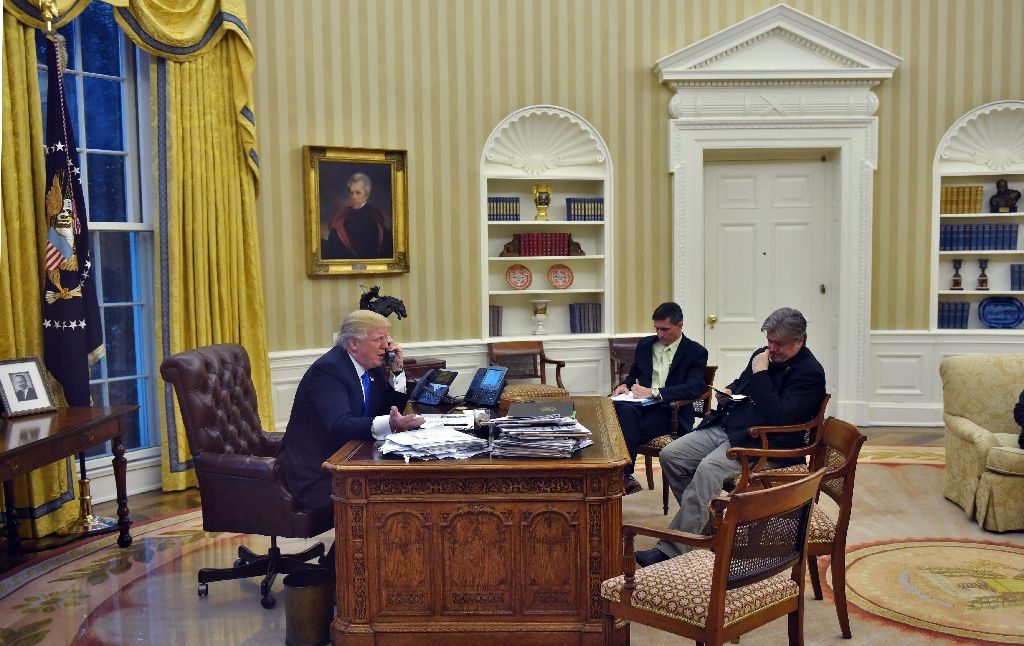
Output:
[[0, 357, 56, 417], [303, 146, 410, 276]]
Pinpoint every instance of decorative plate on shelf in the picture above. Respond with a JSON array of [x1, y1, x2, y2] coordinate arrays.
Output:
[[547, 263, 574, 289], [505, 264, 532, 290], [978, 296, 1024, 328]]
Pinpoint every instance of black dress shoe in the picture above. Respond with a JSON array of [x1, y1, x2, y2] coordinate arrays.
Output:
[[635, 547, 671, 567], [624, 474, 644, 495]]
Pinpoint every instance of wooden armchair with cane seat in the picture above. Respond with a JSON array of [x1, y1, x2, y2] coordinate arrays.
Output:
[[601, 468, 826, 646], [636, 365, 718, 514], [159, 344, 333, 609], [728, 416, 866, 639], [487, 341, 569, 401]]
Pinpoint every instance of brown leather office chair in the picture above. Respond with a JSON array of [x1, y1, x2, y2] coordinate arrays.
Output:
[[488, 340, 566, 390], [601, 468, 824, 646], [160, 344, 333, 609], [729, 416, 866, 639], [608, 336, 645, 387], [637, 365, 717, 514]]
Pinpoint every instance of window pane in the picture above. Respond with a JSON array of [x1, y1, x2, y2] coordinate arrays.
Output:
[[86, 153, 127, 221], [38, 71, 81, 144], [98, 232, 139, 302], [35, 25, 76, 70], [103, 305, 140, 378], [108, 379, 145, 449], [83, 77, 123, 150], [79, 3, 120, 76]]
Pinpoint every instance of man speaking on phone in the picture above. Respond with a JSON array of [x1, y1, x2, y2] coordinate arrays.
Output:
[[280, 309, 423, 512], [634, 307, 826, 566]]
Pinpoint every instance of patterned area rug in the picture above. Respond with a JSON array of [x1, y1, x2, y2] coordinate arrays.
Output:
[[844, 539, 1024, 644], [858, 445, 945, 465], [0, 511, 318, 645]]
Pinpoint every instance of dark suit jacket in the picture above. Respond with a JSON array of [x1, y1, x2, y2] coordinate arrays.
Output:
[[620, 335, 709, 430], [280, 345, 409, 510], [697, 345, 826, 454], [15, 386, 36, 401]]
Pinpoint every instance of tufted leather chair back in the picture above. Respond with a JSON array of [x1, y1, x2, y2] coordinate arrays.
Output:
[[160, 343, 270, 458], [160, 344, 332, 538]]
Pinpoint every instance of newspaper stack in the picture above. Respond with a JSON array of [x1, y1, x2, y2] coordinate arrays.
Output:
[[490, 413, 593, 458], [379, 415, 490, 462]]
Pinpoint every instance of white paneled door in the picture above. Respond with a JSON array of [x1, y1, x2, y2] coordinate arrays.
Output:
[[703, 159, 836, 388]]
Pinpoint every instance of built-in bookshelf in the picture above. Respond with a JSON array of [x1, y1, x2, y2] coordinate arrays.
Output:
[[931, 101, 1024, 331], [480, 106, 613, 339]]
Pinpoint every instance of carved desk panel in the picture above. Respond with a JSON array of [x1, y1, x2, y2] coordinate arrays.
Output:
[[325, 396, 630, 646]]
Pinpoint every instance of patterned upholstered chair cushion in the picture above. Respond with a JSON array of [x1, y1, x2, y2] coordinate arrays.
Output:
[[807, 504, 837, 545], [987, 443, 1024, 477], [600, 549, 799, 629], [639, 434, 674, 452]]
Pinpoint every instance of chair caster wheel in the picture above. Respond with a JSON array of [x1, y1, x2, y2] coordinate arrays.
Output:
[[198, 583, 208, 597], [261, 594, 276, 609]]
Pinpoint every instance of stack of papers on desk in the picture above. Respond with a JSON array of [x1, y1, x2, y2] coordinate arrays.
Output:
[[379, 426, 489, 462], [489, 413, 593, 458], [609, 392, 657, 406]]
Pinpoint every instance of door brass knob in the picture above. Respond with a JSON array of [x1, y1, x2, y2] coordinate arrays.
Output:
[[707, 314, 718, 329]]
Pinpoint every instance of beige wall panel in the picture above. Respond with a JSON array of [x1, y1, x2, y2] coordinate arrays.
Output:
[[248, 0, 1022, 351]]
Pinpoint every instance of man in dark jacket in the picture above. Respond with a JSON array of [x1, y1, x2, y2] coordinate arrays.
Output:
[[635, 307, 826, 566], [1015, 389, 1024, 450], [280, 309, 423, 511], [611, 302, 708, 495]]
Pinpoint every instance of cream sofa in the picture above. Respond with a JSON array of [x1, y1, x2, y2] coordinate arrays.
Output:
[[940, 353, 1024, 532]]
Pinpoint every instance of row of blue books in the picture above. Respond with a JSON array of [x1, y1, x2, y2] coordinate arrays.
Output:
[[566, 197, 604, 221], [1012, 264, 1024, 291], [939, 223, 1019, 250], [569, 302, 602, 333], [937, 301, 970, 329], [488, 197, 521, 221]]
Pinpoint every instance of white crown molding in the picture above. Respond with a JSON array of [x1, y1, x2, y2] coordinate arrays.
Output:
[[936, 100, 1024, 172], [481, 105, 609, 176], [655, 3, 900, 87]]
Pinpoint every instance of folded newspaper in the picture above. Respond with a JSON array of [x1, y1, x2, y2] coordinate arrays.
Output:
[[489, 412, 593, 458]]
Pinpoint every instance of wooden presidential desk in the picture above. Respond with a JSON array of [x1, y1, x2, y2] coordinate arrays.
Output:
[[324, 396, 630, 646], [1, 406, 137, 559]]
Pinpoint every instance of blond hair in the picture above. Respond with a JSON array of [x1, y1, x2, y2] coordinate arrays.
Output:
[[337, 309, 390, 349]]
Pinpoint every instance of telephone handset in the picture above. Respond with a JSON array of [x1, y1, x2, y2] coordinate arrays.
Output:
[[410, 369, 459, 406], [463, 366, 508, 408]]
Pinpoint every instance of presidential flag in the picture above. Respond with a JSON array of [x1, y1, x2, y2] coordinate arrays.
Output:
[[41, 34, 103, 407]]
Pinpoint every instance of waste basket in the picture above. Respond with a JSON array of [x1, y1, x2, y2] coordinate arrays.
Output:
[[283, 567, 334, 646]]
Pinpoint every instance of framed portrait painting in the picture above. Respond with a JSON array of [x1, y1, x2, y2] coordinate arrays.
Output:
[[304, 146, 410, 276], [0, 357, 57, 417]]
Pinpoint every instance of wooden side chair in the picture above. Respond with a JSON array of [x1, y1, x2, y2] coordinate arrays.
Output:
[[637, 365, 717, 514], [608, 336, 645, 387], [601, 468, 825, 646], [487, 340, 566, 390], [728, 416, 867, 639]]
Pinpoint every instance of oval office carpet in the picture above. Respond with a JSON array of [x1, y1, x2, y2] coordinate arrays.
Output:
[[2, 447, 1023, 645]]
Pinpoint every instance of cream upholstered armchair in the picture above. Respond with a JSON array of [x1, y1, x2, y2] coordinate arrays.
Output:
[[940, 354, 1024, 532]]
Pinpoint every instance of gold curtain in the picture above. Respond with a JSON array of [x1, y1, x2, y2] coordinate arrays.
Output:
[[0, 9, 79, 538], [2, 0, 271, 502]]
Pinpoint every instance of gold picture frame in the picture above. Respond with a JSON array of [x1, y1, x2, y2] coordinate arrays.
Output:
[[303, 146, 410, 276], [0, 356, 57, 417]]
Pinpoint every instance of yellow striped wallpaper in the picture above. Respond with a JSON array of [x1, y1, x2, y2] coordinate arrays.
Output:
[[247, 0, 1023, 351]]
